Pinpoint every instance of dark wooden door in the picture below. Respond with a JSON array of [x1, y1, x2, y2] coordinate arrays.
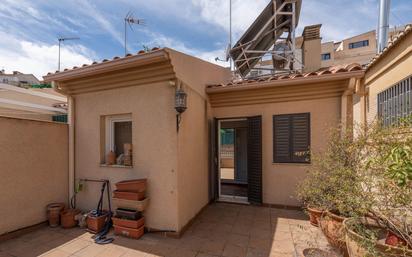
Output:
[[209, 118, 219, 201], [247, 116, 263, 204]]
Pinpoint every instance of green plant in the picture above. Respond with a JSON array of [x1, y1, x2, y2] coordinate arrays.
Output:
[[297, 127, 367, 217], [355, 117, 412, 250]]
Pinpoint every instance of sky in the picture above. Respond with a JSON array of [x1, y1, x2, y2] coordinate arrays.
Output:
[[1, 0, 411, 79]]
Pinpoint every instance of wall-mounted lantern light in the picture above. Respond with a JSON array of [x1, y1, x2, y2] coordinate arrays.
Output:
[[175, 87, 187, 132]]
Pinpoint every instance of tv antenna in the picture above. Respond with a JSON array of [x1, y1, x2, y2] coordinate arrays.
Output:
[[58, 37, 80, 71], [124, 11, 144, 56]]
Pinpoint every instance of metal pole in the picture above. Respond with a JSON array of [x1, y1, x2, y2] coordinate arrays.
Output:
[[124, 19, 127, 55], [291, 1, 296, 71], [58, 39, 61, 71], [378, 0, 391, 53], [229, 0, 232, 70]]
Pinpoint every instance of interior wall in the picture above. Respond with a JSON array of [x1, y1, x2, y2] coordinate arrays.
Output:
[[0, 117, 68, 235], [74, 82, 179, 231], [212, 97, 341, 206]]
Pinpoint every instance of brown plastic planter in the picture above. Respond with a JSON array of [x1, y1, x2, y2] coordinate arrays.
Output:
[[61, 209, 80, 228], [87, 213, 108, 233], [115, 179, 147, 193], [114, 224, 144, 239], [113, 190, 145, 201], [112, 217, 144, 229], [116, 208, 140, 220]]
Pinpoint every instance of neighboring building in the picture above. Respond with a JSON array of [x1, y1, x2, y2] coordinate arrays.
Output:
[[0, 70, 40, 88], [0, 83, 67, 121], [254, 26, 406, 77]]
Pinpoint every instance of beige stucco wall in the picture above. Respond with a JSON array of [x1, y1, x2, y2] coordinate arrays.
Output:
[[74, 82, 179, 231], [0, 117, 68, 235], [167, 49, 232, 230], [176, 85, 209, 230], [364, 32, 412, 124], [212, 97, 341, 206]]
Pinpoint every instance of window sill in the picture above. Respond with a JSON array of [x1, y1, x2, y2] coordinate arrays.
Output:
[[272, 162, 311, 166], [100, 164, 133, 169]]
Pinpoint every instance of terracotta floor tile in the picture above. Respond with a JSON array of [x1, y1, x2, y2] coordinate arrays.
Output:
[[199, 238, 226, 255], [57, 238, 91, 254], [222, 243, 248, 257], [226, 233, 249, 247], [39, 249, 72, 257], [270, 239, 295, 254], [0, 204, 336, 257]]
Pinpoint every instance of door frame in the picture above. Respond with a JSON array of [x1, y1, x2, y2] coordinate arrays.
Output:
[[217, 118, 249, 203]]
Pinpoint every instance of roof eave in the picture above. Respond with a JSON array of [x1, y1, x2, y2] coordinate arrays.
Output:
[[206, 70, 365, 94], [43, 49, 170, 83]]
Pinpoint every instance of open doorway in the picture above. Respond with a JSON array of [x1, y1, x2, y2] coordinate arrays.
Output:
[[219, 119, 248, 203]]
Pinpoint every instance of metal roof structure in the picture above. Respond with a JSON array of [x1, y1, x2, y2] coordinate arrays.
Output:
[[230, 0, 302, 78]]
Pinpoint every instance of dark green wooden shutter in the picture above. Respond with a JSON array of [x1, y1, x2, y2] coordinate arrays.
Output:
[[247, 116, 262, 204], [273, 113, 310, 163], [291, 113, 310, 163], [273, 115, 291, 162]]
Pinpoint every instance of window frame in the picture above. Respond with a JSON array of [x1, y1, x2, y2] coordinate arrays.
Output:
[[105, 114, 132, 160], [273, 113, 311, 164], [321, 53, 331, 61], [349, 40, 369, 49], [377, 75, 412, 127]]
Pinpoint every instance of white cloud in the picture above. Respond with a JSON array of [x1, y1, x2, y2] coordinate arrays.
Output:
[[73, 0, 124, 46], [0, 33, 94, 79]]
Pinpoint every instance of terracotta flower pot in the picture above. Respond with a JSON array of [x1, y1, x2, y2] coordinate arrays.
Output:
[[344, 218, 412, 257], [87, 212, 108, 233], [307, 207, 323, 227], [114, 224, 144, 239], [319, 211, 347, 253], [112, 216, 144, 229], [46, 203, 65, 227], [115, 179, 147, 193], [61, 209, 81, 228]]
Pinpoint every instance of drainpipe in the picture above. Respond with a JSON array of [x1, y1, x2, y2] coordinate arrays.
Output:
[[67, 95, 75, 206], [377, 0, 391, 53]]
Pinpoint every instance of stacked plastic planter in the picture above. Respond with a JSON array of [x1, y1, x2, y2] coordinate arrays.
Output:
[[112, 179, 148, 239]]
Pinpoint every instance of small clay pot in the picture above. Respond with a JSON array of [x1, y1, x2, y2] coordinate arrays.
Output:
[[61, 209, 81, 228], [307, 207, 323, 227], [46, 203, 65, 227], [107, 151, 116, 165]]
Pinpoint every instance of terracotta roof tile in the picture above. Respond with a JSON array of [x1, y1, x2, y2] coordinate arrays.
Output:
[[206, 63, 364, 89], [45, 48, 164, 77], [366, 24, 412, 70]]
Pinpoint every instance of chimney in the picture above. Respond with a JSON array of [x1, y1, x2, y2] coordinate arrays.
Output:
[[302, 24, 322, 73], [378, 0, 391, 53]]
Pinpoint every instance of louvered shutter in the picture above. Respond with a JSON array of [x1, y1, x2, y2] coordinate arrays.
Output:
[[291, 114, 310, 163], [273, 113, 310, 163], [247, 116, 262, 204], [273, 115, 291, 162]]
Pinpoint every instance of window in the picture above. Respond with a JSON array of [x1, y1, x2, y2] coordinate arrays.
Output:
[[52, 114, 67, 123], [378, 76, 412, 127], [104, 114, 132, 166], [273, 113, 310, 163], [349, 40, 369, 49], [321, 53, 331, 60]]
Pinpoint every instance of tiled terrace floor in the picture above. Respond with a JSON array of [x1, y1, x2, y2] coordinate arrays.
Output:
[[0, 203, 339, 257]]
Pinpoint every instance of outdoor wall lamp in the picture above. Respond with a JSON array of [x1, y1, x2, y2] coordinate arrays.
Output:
[[175, 87, 187, 132]]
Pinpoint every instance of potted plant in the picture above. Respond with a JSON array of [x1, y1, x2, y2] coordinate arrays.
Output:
[[342, 118, 412, 256], [297, 163, 330, 227], [299, 127, 367, 253]]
